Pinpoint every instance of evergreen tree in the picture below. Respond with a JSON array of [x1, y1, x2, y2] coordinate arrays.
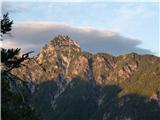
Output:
[[1, 12, 13, 34], [1, 13, 41, 120]]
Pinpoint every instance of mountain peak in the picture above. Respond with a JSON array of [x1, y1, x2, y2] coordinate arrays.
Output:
[[50, 35, 81, 52], [9, 35, 160, 120]]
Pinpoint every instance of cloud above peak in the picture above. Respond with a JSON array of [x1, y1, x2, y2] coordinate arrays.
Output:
[[3, 22, 153, 56]]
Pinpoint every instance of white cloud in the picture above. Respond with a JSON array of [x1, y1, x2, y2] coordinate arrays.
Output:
[[110, 4, 154, 32], [2, 21, 153, 56], [2, 39, 37, 49]]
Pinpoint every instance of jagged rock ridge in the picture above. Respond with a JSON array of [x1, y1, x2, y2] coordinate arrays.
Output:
[[11, 35, 160, 120], [11, 35, 159, 85]]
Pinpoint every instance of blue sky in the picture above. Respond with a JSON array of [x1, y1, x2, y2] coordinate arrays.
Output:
[[2, 1, 160, 56]]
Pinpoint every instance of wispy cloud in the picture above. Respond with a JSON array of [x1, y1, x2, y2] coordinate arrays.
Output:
[[109, 3, 154, 32], [2, 1, 30, 14], [3, 22, 153, 56]]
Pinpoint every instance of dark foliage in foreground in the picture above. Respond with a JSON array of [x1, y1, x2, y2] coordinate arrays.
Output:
[[1, 12, 41, 120], [33, 77, 160, 120], [1, 12, 13, 34]]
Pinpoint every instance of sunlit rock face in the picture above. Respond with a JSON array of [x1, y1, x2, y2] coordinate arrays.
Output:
[[12, 35, 138, 84], [11, 35, 160, 120], [11, 35, 160, 85], [11, 35, 81, 82]]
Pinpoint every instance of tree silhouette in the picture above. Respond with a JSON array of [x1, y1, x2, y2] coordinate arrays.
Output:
[[1, 13, 41, 120], [1, 48, 21, 73], [1, 12, 13, 34], [1, 12, 20, 73], [1, 13, 33, 73]]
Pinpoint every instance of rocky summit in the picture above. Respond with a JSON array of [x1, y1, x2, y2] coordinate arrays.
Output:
[[11, 35, 160, 120]]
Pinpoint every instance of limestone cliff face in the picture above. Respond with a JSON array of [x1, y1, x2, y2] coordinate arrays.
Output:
[[11, 35, 81, 83], [11, 35, 159, 86], [10, 35, 160, 120]]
